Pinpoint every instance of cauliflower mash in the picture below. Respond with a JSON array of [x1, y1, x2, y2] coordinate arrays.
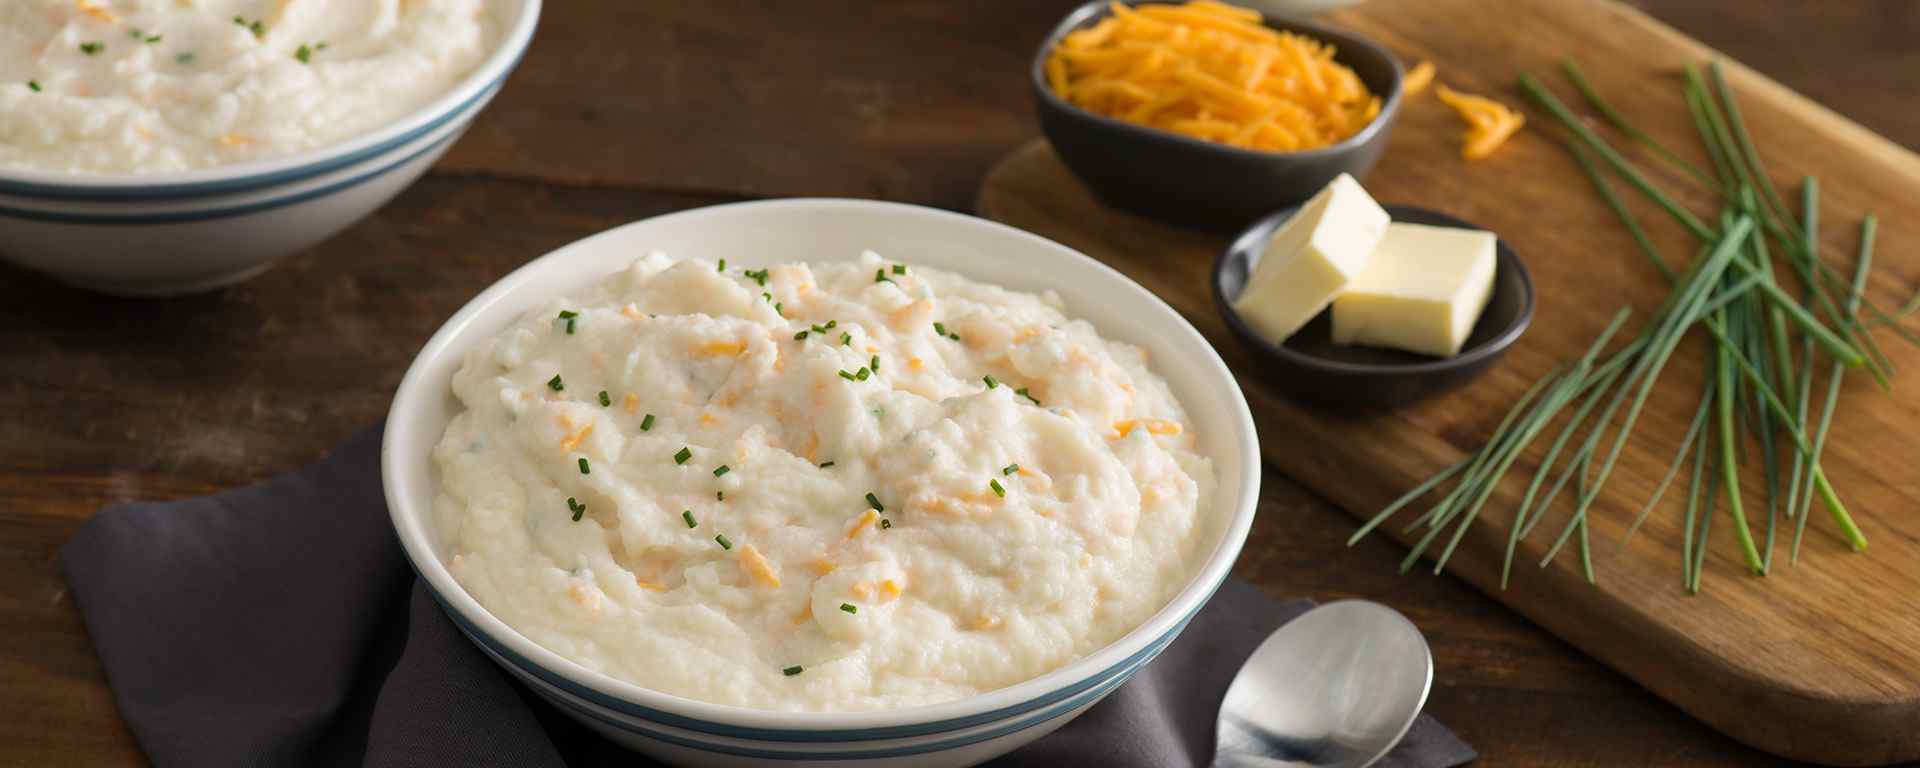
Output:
[[1, 0, 495, 174], [433, 251, 1215, 711]]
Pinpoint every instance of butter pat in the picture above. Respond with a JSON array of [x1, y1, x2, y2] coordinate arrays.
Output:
[[1231, 173, 1390, 343], [1331, 222, 1497, 357]]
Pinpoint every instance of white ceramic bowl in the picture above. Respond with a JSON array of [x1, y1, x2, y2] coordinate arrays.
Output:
[[0, 0, 541, 297], [382, 199, 1261, 767]]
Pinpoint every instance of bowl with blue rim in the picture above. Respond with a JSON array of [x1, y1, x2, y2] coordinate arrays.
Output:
[[383, 198, 1262, 767], [0, 0, 541, 297]]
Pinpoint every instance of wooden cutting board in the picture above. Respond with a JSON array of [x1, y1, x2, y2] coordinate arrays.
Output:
[[977, 1, 1920, 764]]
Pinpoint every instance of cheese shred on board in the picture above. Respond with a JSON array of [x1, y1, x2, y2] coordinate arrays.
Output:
[[1046, 1, 1382, 152], [1435, 83, 1525, 160]]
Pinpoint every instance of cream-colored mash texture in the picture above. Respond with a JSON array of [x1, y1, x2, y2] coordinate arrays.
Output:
[[434, 251, 1216, 712], [1, 0, 494, 174]]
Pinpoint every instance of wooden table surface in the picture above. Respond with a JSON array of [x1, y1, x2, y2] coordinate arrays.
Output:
[[4, 2, 1916, 765]]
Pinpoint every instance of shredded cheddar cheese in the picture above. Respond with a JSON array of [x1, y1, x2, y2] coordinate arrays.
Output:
[[77, 1, 119, 23], [634, 579, 667, 592], [1435, 83, 1524, 160], [881, 579, 902, 599], [1047, 1, 1381, 152], [847, 509, 879, 539], [811, 559, 837, 576], [694, 340, 747, 357], [1403, 60, 1435, 95], [738, 544, 781, 588], [622, 393, 638, 415], [1113, 418, 1183, 438], [559, 423, 594, 453]]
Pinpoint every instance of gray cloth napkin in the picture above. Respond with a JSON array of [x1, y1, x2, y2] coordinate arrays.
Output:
[[61, 424, 1475, 768]]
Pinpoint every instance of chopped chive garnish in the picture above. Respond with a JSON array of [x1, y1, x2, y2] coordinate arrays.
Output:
[[870, 355, 880, 372], [825, 320, 837, 329], [983, 375, 999, 389], [716, 490, 725, 501], [683, 510, 697, 528], [26, 81, 39, 92], [866, 492, 884, 513], [295, 44, 312, 63], [717, 259, 726, 272], [1003, 464, 1019, 476], [233, 17, 266, 38], [762, 291, 771, 301], [878, 518, 892, 529], [840, 331, 852, 346], [713, 465, 731, 477], [175, 52, 195, 65], [80, 42, 104, 55], [775, 302, 783, 316], [794, 330, 809, 340], [674, 447, 692, 464], [567, 497, 585, 521], [565, 317, 576, 334], [744, 268, 769, 286], [547, 375, 564, 391], [130, 29, 144, 39], [990, 479, 1006, 497], [854, 367, 870, 381], [715, 534, 733, 550], [892, 264, 906, 275], [933, 322, 947, 336], [818, 461, 835, 468], [874, 268, 894, 284], [558, 310, 578, 319], [949, 333, 961, 341], [578, 457, 590, 475], [782, 665, 803, 676], [840, 603, 858, 614], [145, 34, 162, 43], [641, 414, 656, 431], [838, 370, 856, 381], [1015, 387, 1040, 405], [598, 390, 611, 407]]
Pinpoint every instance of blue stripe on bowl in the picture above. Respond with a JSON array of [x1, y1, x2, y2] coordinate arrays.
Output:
[[424, 572, 1221, 744], [0, 105, 474, 226], [522, 616, 1184, 761], [0, 49, 521, 203]]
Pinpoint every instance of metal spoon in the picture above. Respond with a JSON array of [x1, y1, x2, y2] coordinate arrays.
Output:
[[1214, 600, 1433, 768]]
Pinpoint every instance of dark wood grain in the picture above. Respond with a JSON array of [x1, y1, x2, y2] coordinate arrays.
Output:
[[2, 1, 1915, 766]]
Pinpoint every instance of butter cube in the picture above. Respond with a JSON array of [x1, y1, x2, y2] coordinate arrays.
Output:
[[1331, 222, 1497, 358], [1231, 173, 1390, 344]]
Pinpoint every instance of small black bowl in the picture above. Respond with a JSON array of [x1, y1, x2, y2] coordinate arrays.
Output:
[[1213, 205, 1535, 410], [1031, 1, 1403, 233]]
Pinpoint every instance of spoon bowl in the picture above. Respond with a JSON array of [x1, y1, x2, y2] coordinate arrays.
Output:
[[1215, 600, 1433, 768]]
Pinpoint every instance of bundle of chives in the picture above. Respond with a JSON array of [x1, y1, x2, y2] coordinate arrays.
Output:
[[1353, 57, 1900, 592]]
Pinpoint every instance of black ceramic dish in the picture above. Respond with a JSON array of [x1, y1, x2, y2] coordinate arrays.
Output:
[[1031, 1, 1403, 233], [1213, 205, 1535, 410]]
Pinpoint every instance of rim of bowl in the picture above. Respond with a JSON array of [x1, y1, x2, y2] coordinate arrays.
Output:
[[383, 198, 1262, 733], [1029, 0, 1403, 162], [1212, 204, 1537, 376], [0, 0, 542, 194]]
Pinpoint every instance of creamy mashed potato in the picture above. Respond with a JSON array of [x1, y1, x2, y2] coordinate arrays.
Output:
[[434, 251, 1215, 711], [1, 0, 494, 174]]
